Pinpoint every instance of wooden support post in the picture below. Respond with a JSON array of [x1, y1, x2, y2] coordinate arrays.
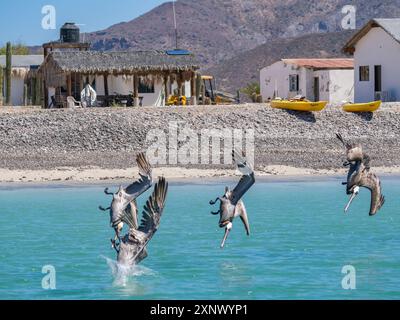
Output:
[[104, 73, 109, 96], [202, 82, 206, 105], [35, 77, 41, 106], [164, 74, 169, 105], [178, 81, 183, 97], [67, 73, 72, 97], [133, 74, 139, 107], [23, 83, 28, 106], [43, 79, 48, 108], [190, 72, 197, 105], [177, 74, 183, 105], [79, 73, 83, 93], [103, 73, 109, 107]]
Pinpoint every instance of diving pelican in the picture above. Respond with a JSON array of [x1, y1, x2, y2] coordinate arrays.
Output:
[[99, 152, 152, 248], [336, 133, 385, 216], [209, 150, 255, 248], [117, 177, 168, 266]]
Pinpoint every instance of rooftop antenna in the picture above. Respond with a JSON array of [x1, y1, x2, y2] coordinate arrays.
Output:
[[172, 0, 179, 49]]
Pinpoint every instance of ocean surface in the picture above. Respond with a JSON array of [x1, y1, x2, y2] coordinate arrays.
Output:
[[0, 177, 399, 300]]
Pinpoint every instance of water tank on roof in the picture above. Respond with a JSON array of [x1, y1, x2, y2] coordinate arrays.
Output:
[[60, 22, 80, 43]]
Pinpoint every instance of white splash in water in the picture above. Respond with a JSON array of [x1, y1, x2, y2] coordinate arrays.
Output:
[[101, 255, 156, 287]]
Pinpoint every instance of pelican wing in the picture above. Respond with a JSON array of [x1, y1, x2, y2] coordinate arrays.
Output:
[[362, 153, 371, 171], [346, 161, 362, 194], [138, 177, 168, 236], [230, 150, 255, 205], [233, 149, 253, 175], [360, 171, 385, 216], [121, 199, 139, 230], [126, 152, 153, 198], [336, 133, 351, 149], [231, 173, 255, 205], [237, 201, 250, 235]]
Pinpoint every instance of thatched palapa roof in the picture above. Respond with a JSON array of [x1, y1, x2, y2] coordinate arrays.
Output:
[[42, 50, 199, 74]]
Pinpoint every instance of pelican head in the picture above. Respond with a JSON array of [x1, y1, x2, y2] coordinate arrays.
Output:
[[224, 186, 232, 198], [115, 186, 124, 198], [220, 221, 233, 248], [345, 186, 360, 213]]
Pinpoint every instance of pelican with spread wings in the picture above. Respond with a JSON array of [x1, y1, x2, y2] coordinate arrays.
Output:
[[336, 133, 385, 216], [117, 177, 168, 265], [99, 152, 152, 249], [209, 150, 255, 248]]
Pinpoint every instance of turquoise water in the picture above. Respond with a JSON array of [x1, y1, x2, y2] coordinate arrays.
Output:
[[0, 177, 400, 300]]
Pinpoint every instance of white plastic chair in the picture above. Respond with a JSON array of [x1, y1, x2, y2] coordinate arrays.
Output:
[[67, 96, 82, 108]]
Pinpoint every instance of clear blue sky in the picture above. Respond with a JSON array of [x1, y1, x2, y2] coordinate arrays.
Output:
[[0, 0, 167, 46]]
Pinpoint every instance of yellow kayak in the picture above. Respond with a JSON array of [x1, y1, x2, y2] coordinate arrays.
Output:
[[342, 100, 381, 112], [270, 100, 328, 112]]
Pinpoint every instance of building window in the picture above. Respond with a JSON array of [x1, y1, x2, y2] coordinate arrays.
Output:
[[359, 66, 370, 81], [289, 74, 299, 92], [139, 79, 155, 94]]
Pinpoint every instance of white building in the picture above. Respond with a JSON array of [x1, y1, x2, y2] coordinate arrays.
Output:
[[260, 58, 354, 103], [0, 55, 43, 106], [343, 18, 400, 103]]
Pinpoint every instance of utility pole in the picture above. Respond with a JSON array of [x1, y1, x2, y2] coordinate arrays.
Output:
[[172, 0, 179, 49]]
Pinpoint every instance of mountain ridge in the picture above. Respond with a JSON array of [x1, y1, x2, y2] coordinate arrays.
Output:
[[85, 0, 400, 68]]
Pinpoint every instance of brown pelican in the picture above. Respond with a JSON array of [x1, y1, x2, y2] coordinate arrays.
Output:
[[210, 150, 255, 248], [117, 177, 168, 266], [99, 152, 152, 248], [336, 133, 385, 216]]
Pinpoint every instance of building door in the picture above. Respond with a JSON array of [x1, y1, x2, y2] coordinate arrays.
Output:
[[374, 65, 382, 92], [314, 77, 320, 102]]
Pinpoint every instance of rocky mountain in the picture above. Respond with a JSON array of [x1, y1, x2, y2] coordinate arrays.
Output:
[[205, 30, 356, 93], [85, 0, 400, 69]]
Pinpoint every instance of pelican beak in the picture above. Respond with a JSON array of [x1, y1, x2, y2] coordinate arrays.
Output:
[[220, 222, 233, 248], [344, 187, 360, 213]]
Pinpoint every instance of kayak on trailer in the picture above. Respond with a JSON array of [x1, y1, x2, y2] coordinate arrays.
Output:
[[270, 100, 328, 112], [342, 100, 382, 112]]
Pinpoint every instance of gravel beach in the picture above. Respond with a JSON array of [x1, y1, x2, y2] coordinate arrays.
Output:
[[0, 103, 399, 182]]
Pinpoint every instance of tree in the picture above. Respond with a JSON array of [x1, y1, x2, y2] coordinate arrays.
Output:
[[5, 42, 11, 105], [240, 82, 261, 102], [0, 43, 29, 55]]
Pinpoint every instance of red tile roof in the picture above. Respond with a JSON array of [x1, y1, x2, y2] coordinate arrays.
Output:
[[282, 58, 354, 69]]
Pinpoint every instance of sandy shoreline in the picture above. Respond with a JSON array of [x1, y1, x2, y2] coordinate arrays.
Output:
[[1, 165, 400, 184], [2, 104, 400, 184]]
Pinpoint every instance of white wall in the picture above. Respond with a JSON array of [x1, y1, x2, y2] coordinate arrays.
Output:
[[1, 74, 26, 106], [171, 80, 191, 98], [260, 61, 306, 100], [11, 75, 24, 106], [261, 61, 353, 103], [311, 69, 354, 103], [328, 69, 354, 103], [90, 75, 191, 106], [354, 26, 400, 102]]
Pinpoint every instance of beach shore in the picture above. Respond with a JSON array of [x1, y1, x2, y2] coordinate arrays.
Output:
[[1, 103, 400, 183], [1, 165, 400, 183]]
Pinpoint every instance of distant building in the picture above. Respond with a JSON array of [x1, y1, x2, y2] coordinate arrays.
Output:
[[38, 22, 200, 108], [260, 58, 354, 103], [39, 50, 199, 108], [343, 18, 400, 103], [0, 55, 43, 106]]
